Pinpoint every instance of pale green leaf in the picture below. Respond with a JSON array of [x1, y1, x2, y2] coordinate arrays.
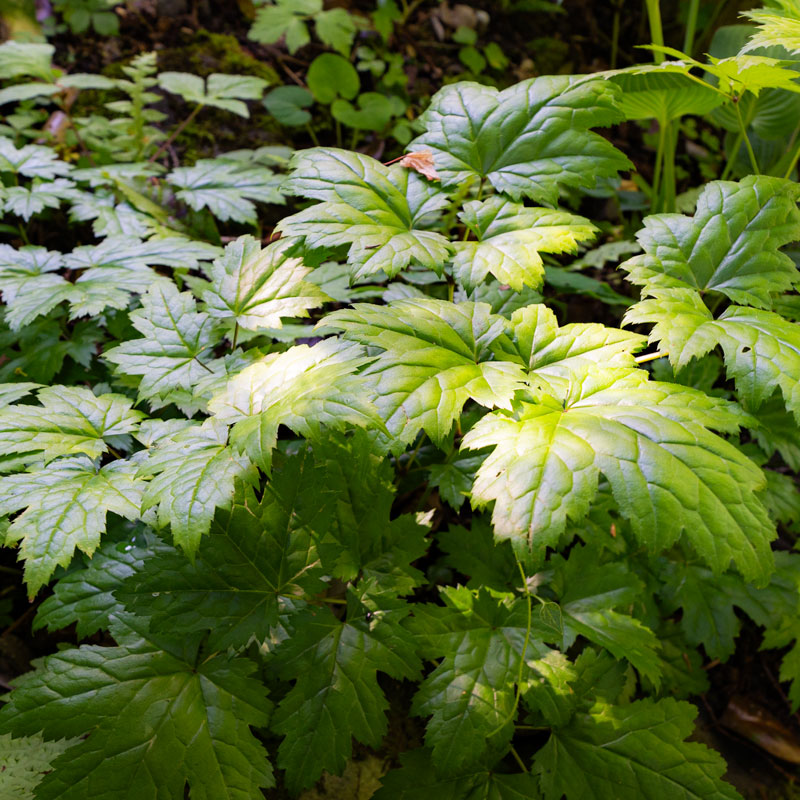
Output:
[[742, 0, 800, 55], [620, 176, 800, 308], [137, 418, 257, 554], [454, 196, 597, 292], [103, 282, 224, 405], [410, 76, 631, 204], [201, 236, 326, 331], [167, 159, 285, 222], [209, 339, 379, 469], [0, 386, 142, 465], [278, 148, 451, 281], [325, 298, 526, 446], [463, 365, 774, 581], [0, 733, 78, 800], [0, 456, 145, 596], [0, 137, 72, 179]]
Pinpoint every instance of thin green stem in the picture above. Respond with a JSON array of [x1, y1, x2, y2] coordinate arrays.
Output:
[[651, 121, 666, 211], [644, 0, 664, 63], [783, 135, 800, 180], [335, 118, 343, 149], [305, 123, 320, 147], [660, 121, 678, 213], [734, 100, 759, 175], [610, 0, 622, 69], [634, 350, 668, 364], [509, 746, 529, 773], [682, 0, 700, 57], [149, 103, 204, 163], [720, 130, 743, 180], [488, 557, 532, 739], [231, 323, 239, 352]]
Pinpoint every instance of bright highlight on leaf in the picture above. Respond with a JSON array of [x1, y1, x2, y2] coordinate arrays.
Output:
[[278, 148, 452, 280]]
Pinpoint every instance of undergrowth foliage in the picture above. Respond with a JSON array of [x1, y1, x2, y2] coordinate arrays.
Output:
[[1, 5, 800, 798]]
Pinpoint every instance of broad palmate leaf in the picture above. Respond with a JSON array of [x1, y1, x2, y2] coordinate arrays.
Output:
[[136, 418, 258, 554], [534, 698, 741, 800], [120, 450, 329, 650], [407, 586, 570, 773], [0, 386, 142, 465], [167, 159, 284, 223], [620, 176, 800, 309], [0, 619, 273, 799], [159, 71, 269, 117], [0, 457, 145, 595], [201, 235, 326, 331], [278, 148, 452, 281], [269, 589, 421, 792], [103, 282, 223, 405], [409, 76, 631, 204], [324, 298, 526, 447], [625, 289, 800, 419], [454, 196, 597, 292], [209, 339, 380, 469], [463, 361, 774, 580]]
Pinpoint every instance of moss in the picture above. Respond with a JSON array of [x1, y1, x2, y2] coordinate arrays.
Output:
[[157, 30, 279, 85]]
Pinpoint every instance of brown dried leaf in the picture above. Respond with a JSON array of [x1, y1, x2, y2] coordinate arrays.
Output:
[[397, 151, 441, 182]]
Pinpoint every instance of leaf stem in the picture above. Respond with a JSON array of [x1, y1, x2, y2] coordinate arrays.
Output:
[[783, 134, 800, 180], [644, 0, 665, 63], [509, 745, 529, 773], [150, 103, 204, 163], [634, 350, 669, 364], [734, 100, 759, 175], [682, 0, 701, 56]]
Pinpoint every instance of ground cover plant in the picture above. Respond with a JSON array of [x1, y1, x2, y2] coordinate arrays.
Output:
[[1, 0, 800, 797]]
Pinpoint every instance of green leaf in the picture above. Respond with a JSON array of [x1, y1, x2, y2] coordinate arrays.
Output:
[[742, 0, 800, 55], [0, 41, 55, 81], [437, 517, 518, 590], [0, 244, 75, 330], [608, 70, 723, 124], [263, 85, 313, 126], [427, 452, 485, 510], [550, 545, 661, 683], [658, 554, 800, 660], [158, 72, 269, 117], [279, 148, 451, 281], [620, 176, 800, 308], [463, 365, 775, 581], [751, 395, 800, 470], [410, 76, 631, 204], [120, 449, 328, 650], [408, 586, 568, 773], [315, 8, 359, 56], [374, 748, 543, 799], [306, 53, 359, 102], [0, 628, 274, 799], [34, 529, 168, 638], [201, 236, 326, 331], [762, 614, 800, 710], [270, 589, 420, 792], [331, 92, 394, 130], [534, 698, 742, 800], [626, 289, 800, 420], [0, 733, 78, 800], [0, 82, 62, 106], [209, 339, 380, 469], [493, 304, 645, 387], [136, 418, 258, 554], [0, 382, 39, 408], [0, 386, 143, 465], [325, 298, 526, 447], [0, 137, 72, 179], [1, 179, 79, 221], [0, 456, 145, 596], [454, 196, 597, 292], [103, 282, 223, 405], [167, 159, 284, 223], [248, 0, 321, 52]]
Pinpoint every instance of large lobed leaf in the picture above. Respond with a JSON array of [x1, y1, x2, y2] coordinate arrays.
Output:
[[278, 148, 452, 280], [409, 76, 631, 204], [620, 176, 800, 309], [0, 619, 273, 800]]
